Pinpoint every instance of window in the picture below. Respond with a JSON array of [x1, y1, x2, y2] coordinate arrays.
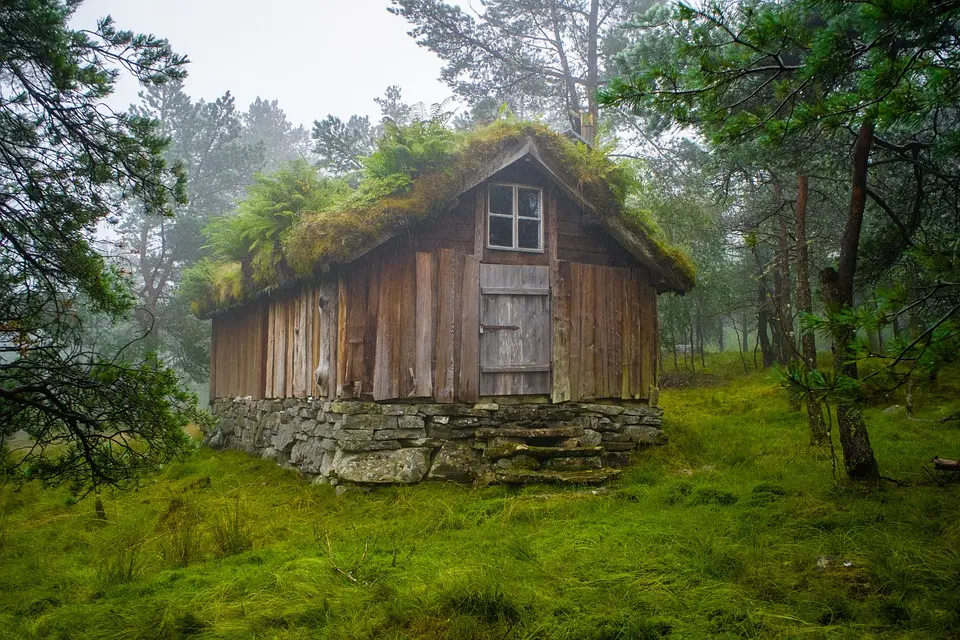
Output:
[[487, 184, 542, 252]]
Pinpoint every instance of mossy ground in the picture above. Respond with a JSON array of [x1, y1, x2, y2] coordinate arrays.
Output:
[[2, 353, 960, 639]]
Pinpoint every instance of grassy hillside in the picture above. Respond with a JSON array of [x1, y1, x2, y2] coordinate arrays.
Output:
[[2, 355, 959, 639]]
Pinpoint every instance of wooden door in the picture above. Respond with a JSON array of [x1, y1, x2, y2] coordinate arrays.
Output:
[[479, 264, 551, 395]]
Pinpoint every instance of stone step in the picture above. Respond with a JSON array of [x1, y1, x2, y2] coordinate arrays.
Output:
[[475, 426, 584, 439], [542, 456, 603, 471], [488, 445, 603, 460], [493, 467, 622, 486]]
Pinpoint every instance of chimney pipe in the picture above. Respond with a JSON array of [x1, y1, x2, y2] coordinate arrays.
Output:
[[580, 112, 595, 145]]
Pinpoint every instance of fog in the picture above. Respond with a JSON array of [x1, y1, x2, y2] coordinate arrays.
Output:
[[71, 0, 454, 126]]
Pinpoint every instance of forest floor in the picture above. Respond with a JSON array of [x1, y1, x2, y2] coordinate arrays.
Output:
[[2, 354, 960, 639]]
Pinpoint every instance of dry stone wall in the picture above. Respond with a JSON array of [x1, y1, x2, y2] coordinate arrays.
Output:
[[207, 397, 665, 485]]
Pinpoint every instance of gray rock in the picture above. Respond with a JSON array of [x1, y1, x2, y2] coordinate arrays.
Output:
[[427, 424, 452, 439], [331, 448, 432, 484], [271, 420, 299, 453], [206, 431, 224, 449], [602, 431, 632, 442], [428, 443, 481, 481], [623, 406, 663, 418], [339, 438, 401, 452], [398, 415, 426, 430], [290, 438, 328, 473], [341, 413, 398, 431], [375, 428, 427, 440], [329, 401, 381, 415], [418, 404, 461, 416], [580, 403, 625, 417], [579, 429, 603, 447], [625, 425, 668, 446], [381, 404, 420, 416], [882, 405, 907, 417], [261, 446, 279, 461]]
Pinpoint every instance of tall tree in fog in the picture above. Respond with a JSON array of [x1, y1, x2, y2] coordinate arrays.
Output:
[[389, 0, 655, 141], [0, 0, 208, 494], [119, 80, 262, 375], [243, 98, 312, 173], [312, 85, 416, 177]]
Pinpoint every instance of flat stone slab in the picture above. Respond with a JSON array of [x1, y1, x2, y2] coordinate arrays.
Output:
[[493, 467, 621, 486], [475, 426, 584, 439], [331, 448, 431, 484], [490, 445, 604, 460]]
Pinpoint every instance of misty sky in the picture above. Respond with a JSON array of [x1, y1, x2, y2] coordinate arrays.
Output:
[[72, 0, 456, 128]]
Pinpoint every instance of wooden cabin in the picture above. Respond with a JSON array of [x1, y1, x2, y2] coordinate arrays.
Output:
[[203, 126, 693, 485]]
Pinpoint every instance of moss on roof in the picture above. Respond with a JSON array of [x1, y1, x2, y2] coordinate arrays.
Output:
[[183, 120, 695, 317]]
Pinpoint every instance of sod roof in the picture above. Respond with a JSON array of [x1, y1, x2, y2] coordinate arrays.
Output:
[[187, 121, 694, 318]]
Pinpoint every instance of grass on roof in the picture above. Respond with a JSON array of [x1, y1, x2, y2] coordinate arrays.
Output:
[[182, 119, 695, 317]]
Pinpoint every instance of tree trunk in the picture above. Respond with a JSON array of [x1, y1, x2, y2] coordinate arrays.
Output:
[[795, 174, 827, 444], [775, 203, 794, 365], [821, 120, 879, 482], [757, 284, 775, 368], [584, 0, 600, 145]]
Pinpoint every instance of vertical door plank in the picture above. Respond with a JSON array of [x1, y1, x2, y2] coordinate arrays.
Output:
[[373, 258, 398, 400], [414, 252, 435, 398], [292, 289, 306, 397], [551, 260, 571, 402], [581, 264, 597, 400], [400, 254, 418, 398], [474, 184, 486, 257], [434, 248, 456, 402], [639, 272, 655, 399], [209, 316, 218, 402], [363, 261, 380, 397], [275, 301, 287, 398], [265, 301, 275, 397], [458, 253, 480, 402], [336, 273, 348, 397], [317, 279, 335, 397]]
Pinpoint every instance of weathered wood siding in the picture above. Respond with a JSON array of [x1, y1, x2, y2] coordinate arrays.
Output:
[[211, 283, 328, 400], [334, 246, 480, 403], [210, 303, 266, 400], [211, 157, 664, 403], [556, 195, 637, 268], [264, 284, 323, 399], [552, 262, 657, 402]]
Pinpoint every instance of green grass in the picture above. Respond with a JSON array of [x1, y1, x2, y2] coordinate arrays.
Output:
[[2, 355, 960, 639]]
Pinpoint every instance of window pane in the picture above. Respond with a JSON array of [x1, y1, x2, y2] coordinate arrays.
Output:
[[518, 218, 540, 249], [489, 215, 513, 247], [490, 185, 513, 215], [517, 188, 540, 218]]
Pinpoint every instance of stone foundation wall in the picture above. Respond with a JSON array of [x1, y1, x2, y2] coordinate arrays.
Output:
[[206, 397, 665, 485]]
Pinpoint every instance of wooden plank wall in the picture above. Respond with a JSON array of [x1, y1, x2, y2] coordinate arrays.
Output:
[[335, 247, 480, 403], [210, 303, 266, 400], [264, 284, 322, 399], [551, 262, 657, 402], [212, 283, 331, 400]]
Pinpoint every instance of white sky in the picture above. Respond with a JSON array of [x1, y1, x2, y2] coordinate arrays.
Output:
[[71, 0, 456, 128]]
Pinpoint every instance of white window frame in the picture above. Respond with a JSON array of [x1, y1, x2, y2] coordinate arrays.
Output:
[[486, 183, 544, 253]]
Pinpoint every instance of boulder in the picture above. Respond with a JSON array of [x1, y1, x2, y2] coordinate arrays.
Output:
[[290, 438, 328, 473], [331, 448, 432, 484], [341, 413, 397, 431], [579, 429, 603, 447], [625, 425, 668, 446], [428, 443, 482, 481]]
